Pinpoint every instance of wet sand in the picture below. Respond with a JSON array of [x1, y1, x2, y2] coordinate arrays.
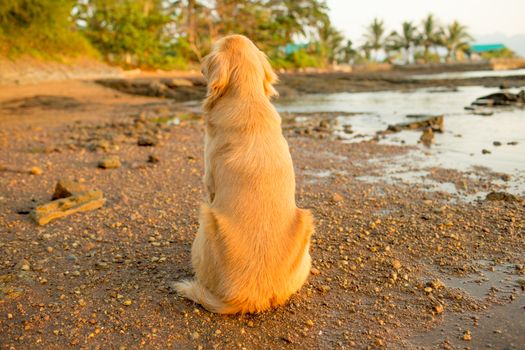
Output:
[[0, 78, 524, 349]]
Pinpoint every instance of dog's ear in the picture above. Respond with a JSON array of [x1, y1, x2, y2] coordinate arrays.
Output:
[[258, 51, 278, 98], [203, 51, 230, 111]]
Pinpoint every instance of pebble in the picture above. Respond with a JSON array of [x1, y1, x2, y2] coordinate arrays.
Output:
[[462, 330, 472, 341], [391, 260, 402, 270], [98, 156, 121, 169], [306, 319, 314, 326], [29, 166, 43, 175], [332, 193, 343, 203], [16, 259, 30, 271], [122, 300, 132, 306], [493, 141, 502, 146], [433, 304, 444, 314], [481, 149, 491, 155], [310, 267, 321, 275], [192, 332, 200, 339]]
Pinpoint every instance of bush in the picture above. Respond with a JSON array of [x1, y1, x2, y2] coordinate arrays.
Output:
[[0, 0, 97, 59]]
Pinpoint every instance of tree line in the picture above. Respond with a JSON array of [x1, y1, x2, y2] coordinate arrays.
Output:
[[361, 15, 475, 65], [1, 1, 505, 70]]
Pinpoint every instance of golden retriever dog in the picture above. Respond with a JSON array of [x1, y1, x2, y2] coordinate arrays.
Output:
[[174, 34, 314, 314]]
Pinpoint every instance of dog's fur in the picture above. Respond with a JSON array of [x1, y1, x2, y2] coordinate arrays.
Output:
[[174, 35, 314, 314]]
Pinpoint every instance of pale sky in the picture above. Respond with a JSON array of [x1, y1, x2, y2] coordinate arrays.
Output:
[[327, 0, 525, 44]]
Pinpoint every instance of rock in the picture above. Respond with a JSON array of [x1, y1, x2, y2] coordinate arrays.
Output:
[[29, 166, 43, 175], [343, 124, 353, 134], [391, 260, 402, 270], [165, 78, 193, 87], [137, 135, 157, 147], [147, 155, 160, 164], [481, 149, 491, 154], [306, 319, 314, 326], [471, 90, 525, 107], [31, 189, 106, 225], [433, 304, 444, 314], [471, 108, 494, 116], [311, 267, 321, 275], [507, 141, 518, 146], [386, 115, 444, 134], [462, 330, 472, 341], [88, 139, 111, 152], [122, 300, 132, 306], [428, 279, 444, 289], [493, 141, 502, 146], [485, 191, 519, 202], [98, 156, 121, 169], [332, 193, 344, 203], [419, 127, 434, 147], [16, 259, 30, 271], [52, 179, 88, 200]]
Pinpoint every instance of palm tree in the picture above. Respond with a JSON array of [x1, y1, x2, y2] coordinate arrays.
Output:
[[387, 21, 419, 64], [443, 21, 473, 61], [363, 18, 386, 61], [420, 14, 443, 63]]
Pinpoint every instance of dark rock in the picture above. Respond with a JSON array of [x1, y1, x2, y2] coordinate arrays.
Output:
[[471, 90, 525, 107], [52, 179, 88, 200], [147, 155, 160, 164], [138, 135, 157, 147], [482, 149, 491, 154], [386, 115, 444, 134], [493, 141, 502, 147], [485, 191, 519, 202]]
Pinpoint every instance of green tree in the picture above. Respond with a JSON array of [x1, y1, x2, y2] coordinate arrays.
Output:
[[75, 0, 177, 68], [363, 18, 386, 61], [0, 0, 95, 58], [443, 20, 472, 61], [387, 21, 419, 64], [420, 14, 443, 63]]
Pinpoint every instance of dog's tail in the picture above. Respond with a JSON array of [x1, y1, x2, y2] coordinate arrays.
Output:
[[173, 279, 239, 314]]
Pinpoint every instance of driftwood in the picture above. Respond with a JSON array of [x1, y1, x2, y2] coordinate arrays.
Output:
[[31, 189, 105, 225]]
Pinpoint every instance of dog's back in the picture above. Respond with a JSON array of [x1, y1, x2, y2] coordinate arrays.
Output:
[[174, 35, 314, 313]]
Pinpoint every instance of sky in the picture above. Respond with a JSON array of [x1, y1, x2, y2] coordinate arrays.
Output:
[[327, 0, 525, 55]]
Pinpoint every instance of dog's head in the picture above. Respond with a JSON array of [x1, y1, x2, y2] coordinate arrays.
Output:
[[201, 35, 278, 111]]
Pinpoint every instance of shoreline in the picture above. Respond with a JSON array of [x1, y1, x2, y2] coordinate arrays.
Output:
[[0, 77, 524, 349]]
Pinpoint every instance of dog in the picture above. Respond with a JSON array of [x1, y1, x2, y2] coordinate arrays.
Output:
[[174, 35, 314, 314]]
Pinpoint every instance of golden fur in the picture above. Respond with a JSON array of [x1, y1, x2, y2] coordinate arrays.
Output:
[[174, 35, 314, 314]]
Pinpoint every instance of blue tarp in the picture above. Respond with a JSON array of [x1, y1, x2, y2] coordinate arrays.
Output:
[[470, 44, 506, 53]]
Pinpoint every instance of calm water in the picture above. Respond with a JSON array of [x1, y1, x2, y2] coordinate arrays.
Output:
[[409, 68, 525, 80], [276, 86, 525, 195]]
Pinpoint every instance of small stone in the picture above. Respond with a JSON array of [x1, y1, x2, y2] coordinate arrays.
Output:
[[138, 136, 157, 147], [433, 304, 444, 314], [481, 149, 491, 155], [391, 260, 402, 270], [52, 179, 88, 200], [191, 332, 199, 339], [214, 329, 221, 335], [485, 191, 519, 202], [424, 287, 433, 293], [122, 300, 132, 306], [7, 313, 13, 319], [29, 167, 43, 175], [98, 156, 121, 169], [310, 267, 321, 275], [16, 259, 30, 271], [147, 155, 159, 164], [306, 319, 314, 326], [493, 141, 502, 146], [462, 330, 472, 341], [332, 193, 343, 203], [420, 127, 435, 146], [318, 285, 331, 293], [78, 299, 86, 306], [428, 279, 444, 289]]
